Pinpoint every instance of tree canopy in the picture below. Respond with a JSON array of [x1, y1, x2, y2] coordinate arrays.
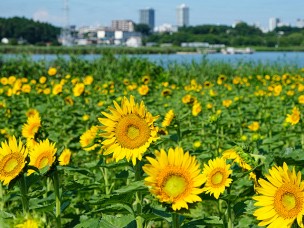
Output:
[[0, 17, 61, 45]]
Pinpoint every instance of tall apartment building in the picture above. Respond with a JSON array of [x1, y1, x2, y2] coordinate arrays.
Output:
[[111, 20, 134, 32], [139, 8, 155, 29], [269, 17, 280, 31], [176, 4, 189, 27]]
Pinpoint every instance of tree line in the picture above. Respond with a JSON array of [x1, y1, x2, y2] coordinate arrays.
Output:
[[0, 17, 61, 45], [141, 22, 304, 47]]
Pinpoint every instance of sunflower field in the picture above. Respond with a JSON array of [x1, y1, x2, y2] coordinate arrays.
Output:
[[0, 54, 303, 228]]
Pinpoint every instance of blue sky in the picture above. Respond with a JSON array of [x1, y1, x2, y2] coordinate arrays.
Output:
[[0, 0, 303, 29]]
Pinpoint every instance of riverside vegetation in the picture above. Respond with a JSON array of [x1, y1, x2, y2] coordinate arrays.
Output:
[[0, 54, 303, 228]]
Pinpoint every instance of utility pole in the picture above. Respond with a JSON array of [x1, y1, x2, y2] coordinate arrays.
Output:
[[60, 0, 73, 46]]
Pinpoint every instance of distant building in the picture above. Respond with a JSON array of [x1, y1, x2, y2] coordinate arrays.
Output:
[[139, 8, 155, 30], [296, 19, 304, 28], [176, 4, 189, 27], [154, 23, 178, 33], [269, 17, 280, 31], [111, 20, 135, 32]]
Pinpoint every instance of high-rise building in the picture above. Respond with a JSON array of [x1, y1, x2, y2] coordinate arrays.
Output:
[[139, 8, 155, 29], [111, 20, 134, 32], [269, 17, 280, 31], [176, 4, 189, 27]]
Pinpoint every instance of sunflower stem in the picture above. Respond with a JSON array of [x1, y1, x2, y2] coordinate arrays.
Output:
[[52, 168, 62, 228], [134, 162, 143, 228], [19, 173, 29, 215], [0, 183, 3, 211], [101, 167, 110, 195], [301, 132, 304, 149], [172, 212, 180, 228], [227, 200, 233, 228]]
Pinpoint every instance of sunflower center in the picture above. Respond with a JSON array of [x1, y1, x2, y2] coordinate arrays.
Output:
[[127, 126, 140, 139], [282, 193, 296, 211], [163, 175, 187, 198], [115, 114, 151, 149], [4, 158, 18, 172], [211, 171, 223, 185], [0, 153, 24, 177], [35, 152, 51, 169], [274, 183, 303, 218]]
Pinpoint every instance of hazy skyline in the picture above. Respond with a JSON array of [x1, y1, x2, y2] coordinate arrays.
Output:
[[0, 0, 303, 29]]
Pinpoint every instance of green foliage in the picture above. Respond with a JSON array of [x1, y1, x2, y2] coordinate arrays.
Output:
[[0, 16, 61, 45]]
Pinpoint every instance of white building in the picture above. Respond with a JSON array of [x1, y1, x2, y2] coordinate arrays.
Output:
[[296, 19, 304, 28], [126, 37, 142, 47], [154, 23, 178, 33], [269, 17, 280, 31], [176, 4, 189, 27]]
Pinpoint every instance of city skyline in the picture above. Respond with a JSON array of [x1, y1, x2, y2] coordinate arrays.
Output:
[[0, 0, 303, 29]]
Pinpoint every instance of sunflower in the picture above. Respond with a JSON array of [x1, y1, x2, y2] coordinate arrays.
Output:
[[201, 157, 232, 199], [253, 162, 304, 227], [22, 114, 41, 139], [26, 108, 39, 118], [47, 67, 57, 76], [192, 101, 202, 116], [222, 147, 257, 185], [15, 219, 39, 228], [285, 106, 301, 125], [0, 136, 28, 185], [138, 85, 149, 96], [80, 126, 99, 151], [99, 96, 159, 165], [73, 83, 85, 97], [248, 121, 260, 131], [162, 109, 175, 128], [28, 139, 57, 175], [161, 88, 172, 97], [52, 84, 62, 95], [59, 148, 72, 166], [222, 99, 233, 108], [141, 75, 150, 84], [143, 147, 205, 211]]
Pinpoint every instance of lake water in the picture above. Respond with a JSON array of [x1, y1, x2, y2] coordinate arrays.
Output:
[[2, 51, 304, 67]]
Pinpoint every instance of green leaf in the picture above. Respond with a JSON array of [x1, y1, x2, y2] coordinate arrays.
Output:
[[0, 210, 15, 219], [114, 181, 146, 194], [233, 201, 246, 217], [101, 214, 135, 228], [74, 218, 101, 228]]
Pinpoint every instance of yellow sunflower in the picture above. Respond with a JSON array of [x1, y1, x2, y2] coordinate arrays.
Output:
[[253, 162, 304, 227], [80, 126, 99, 151], [201, 157, 232, 199], [143, 147, 205, 211], [222, 147, 257, 186], [138, 85, 149, 96], [0, 136, 28, 185], [73, 83, 85, 97], [22, 114, 41, 139], [26, 108, 39, 118], [248, 121, 260, 131], [15, 219, 39, 228], [99, 95, 159, 165], [192, 101, 202, 116], [285, 106, 301, 125], [59, 148, 72, 166], [47, 67, 57, 76], [28, 139, 57, 175], [162, 109, 175, 128]]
